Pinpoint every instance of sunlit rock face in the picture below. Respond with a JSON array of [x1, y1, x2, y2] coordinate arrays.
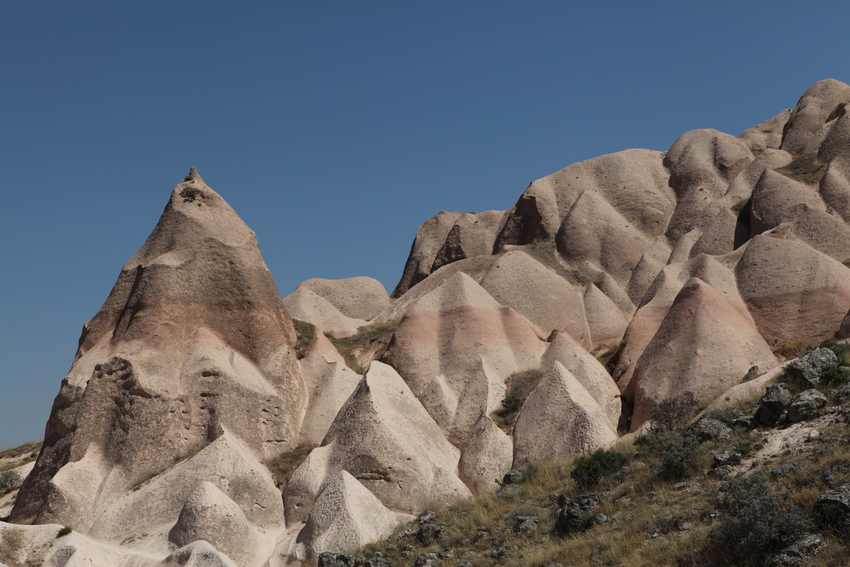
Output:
[[9, 80, 850, 565]]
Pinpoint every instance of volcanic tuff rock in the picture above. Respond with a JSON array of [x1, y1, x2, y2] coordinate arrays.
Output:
[[8, 80, 850, 565]]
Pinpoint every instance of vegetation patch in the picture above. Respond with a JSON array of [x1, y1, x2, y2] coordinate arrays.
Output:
[[0, 470, 20, 496], [0, 441, 40, 472], [265, 444, 316, 488], [327, 319, 400, 374], [492, 369, 544, 433], [352, 385, 850, 566], [292, 319, 317, 360]]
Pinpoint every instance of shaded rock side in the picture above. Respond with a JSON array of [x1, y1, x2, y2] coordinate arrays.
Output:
[[392, 210, 506, 297]]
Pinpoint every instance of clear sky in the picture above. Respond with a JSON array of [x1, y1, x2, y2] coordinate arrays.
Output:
[[2, 1, 849, 448]]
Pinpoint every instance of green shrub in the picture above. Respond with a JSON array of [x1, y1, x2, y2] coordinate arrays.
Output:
[[649, 393, 699, 433], [658, 433, 702, 481], [707, 474, 812, 567], [570, 449, 629, 490], [0, 470, 19, 495]]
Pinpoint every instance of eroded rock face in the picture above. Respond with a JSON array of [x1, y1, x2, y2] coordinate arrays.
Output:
[[11, 171, 302, 560], [513, 362, 617, 468], [382, 271, 546, 442], [393, 210, 506, 297], [284, 361, 470, 524], [14, 79, 850, 565]]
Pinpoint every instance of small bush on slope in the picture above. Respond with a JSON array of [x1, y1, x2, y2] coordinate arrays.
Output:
[[353, 387, 850, 566], [571, 449, 628, 490], [0, 470, 19, 495], [635, 394, 705, 482], [706, 474, 812, 567]]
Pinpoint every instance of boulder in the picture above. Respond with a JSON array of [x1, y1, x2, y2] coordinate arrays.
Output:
[[754, 383, 793, 426], [815, 483, 850, 535], [786, 348, 839, 388], [787, 389, 828, 423]]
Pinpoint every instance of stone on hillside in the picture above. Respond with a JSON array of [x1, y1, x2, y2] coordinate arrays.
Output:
[[787, 389, 828, 423], [755, 383, 793, 426], [787, 348, 839, 388], [815, 483, 850, 534]]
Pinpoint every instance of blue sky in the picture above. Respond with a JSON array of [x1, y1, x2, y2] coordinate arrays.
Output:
[[1, 1, 849, 448]]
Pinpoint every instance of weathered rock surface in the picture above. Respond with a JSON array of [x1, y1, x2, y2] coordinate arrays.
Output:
[[629, 278, 776, 429], [393, 210, 506, 297], [12, 79, 850, 565], [298, 471, 412, 558], [297, 277, 390, 321], [513, 362, 617, 467], [285, 361, 470, 524], [382, 271, 546, 442], [13, 171, 304, 547]]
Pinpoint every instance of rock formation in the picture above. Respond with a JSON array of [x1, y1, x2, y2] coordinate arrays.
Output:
[[8, 79, 850, 565]]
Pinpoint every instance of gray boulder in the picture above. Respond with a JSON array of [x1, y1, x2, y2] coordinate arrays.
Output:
[[767, 534, 823, 567], [787, 348, 839, 388], [815, 484, 850, 535], [318, 553, 355, 567], [787, 389, 828, 423], [689, 417, 733, 442], [754, 383, 793, 426]]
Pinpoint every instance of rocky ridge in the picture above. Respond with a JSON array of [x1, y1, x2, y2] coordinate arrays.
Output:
[[5, 80, 850, 566]]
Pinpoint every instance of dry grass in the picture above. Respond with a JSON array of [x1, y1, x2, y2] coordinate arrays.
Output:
[[356, 397, 850, 566], [0, 441, 40, 472]]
